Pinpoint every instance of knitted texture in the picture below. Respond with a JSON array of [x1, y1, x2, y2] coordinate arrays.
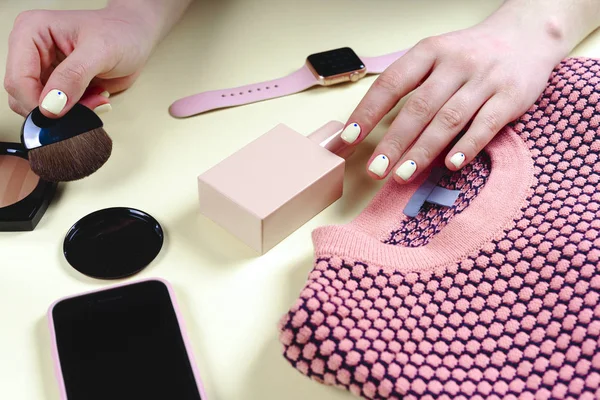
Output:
[[278, 57, 600, 400], [385, 153, 491, 248]]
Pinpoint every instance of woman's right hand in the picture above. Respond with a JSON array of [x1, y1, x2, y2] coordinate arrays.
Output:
[[4, 5, 158, 117]]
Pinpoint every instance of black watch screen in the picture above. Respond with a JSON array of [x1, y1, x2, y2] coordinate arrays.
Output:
[[307, 47, 365, 78]]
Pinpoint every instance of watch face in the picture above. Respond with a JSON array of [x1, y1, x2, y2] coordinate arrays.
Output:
[[307, 47, 365, 78]]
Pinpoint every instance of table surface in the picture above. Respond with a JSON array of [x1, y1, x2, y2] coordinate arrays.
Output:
[[1, 1, 599, 399]]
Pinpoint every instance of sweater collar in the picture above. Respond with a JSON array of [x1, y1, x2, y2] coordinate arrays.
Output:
[[312, 127, 535, 272]]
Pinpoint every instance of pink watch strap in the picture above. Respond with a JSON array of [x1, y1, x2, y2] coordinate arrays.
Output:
[[169, 64, 319, 118], [168, 49, 409, 118], [362, 49, 409, 74]]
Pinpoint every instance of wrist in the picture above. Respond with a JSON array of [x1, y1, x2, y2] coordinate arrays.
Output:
[[104, 0, 192, 46], [480, 2, 572, 63], [102, 2, 161, 45], [484, 0, 600, 59]]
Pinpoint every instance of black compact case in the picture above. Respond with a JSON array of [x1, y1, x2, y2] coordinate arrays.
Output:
[[0, 142, 57, 231]]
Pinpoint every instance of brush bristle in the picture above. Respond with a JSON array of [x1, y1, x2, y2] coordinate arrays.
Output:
[[28, 128, 112, 182]]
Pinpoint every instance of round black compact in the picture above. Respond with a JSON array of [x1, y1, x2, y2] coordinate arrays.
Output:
[[63, 207, 164, 279]]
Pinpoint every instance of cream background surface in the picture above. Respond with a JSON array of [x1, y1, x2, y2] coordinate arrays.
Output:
[[0, 1, 599, 399]]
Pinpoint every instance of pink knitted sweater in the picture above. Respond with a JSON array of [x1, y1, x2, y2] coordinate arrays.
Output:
[[278, 57, 600, 400]]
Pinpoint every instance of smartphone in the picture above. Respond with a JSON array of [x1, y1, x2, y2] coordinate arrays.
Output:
[[48, 278, 207, 400]]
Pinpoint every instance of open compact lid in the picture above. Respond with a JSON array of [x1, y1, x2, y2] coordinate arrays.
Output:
[[63, 207, 164, 279]]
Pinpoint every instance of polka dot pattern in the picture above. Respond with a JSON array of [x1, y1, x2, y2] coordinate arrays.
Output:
[[278, 57, 600, 399]]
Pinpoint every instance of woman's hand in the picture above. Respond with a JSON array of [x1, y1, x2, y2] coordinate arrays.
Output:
[[4, 0, 192, 118], [341, 0, 600, 182]]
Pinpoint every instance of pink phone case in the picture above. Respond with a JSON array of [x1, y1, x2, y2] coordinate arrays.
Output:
[[47, 277, 209, 400]]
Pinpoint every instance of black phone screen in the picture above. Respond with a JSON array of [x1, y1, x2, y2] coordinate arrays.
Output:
[[51, 280, 202, 400]]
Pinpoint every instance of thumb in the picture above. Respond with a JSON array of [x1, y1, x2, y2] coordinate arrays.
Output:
[[38, 45, 108, 118]]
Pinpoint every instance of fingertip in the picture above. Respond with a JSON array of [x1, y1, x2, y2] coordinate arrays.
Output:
[[394, 159, 418, 184], [448, 151, 466, 170], [36, 94, 110, 118], [445, 161, 458, 172], [38, 107, 65, 118], [366, 168, 388, 181], [392, 173, 411, 185], [79, 92, 110, 111], [39, 88, 69, 118], [367, 153, 391, 179], [341, 122, 362, 144], [93, 103, 112, 115]]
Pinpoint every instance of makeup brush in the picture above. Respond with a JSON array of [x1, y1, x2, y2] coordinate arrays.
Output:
[[21, 103, 112, 182]]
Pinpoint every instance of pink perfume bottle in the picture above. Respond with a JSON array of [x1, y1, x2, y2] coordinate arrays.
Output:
[[198, 121, 353, 254]]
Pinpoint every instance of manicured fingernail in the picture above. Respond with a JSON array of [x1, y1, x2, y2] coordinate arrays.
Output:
[[368, 154, 389, 177], [450, 152, 465, 168], [341, 123, 361, 144], [100, 91, 110, 98], [395, 160, 417, 181], [93, 103, 112, 114], [41, 89, 68, 115]]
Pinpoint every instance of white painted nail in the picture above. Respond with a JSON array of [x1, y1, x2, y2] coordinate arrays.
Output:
[[450, 152, 465, 168], [341, 123, 361, 144], [99, 91, 110, 98], [368, 154, 389, 177], [93, 103, 112, 114], [395, 160, 417, 181], [41, 89, 68, 115]]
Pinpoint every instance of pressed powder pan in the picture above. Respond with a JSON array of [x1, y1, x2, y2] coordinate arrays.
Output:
[[63, 207, 164, 279], [0, 155, 39, 207], [0, 142, 57, 231]]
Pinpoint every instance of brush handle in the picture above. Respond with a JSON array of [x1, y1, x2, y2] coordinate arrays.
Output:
[[21, 104, 103, 150]]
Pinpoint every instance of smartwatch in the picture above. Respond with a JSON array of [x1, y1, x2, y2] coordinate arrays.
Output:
[[168, 46, 407, 118]]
